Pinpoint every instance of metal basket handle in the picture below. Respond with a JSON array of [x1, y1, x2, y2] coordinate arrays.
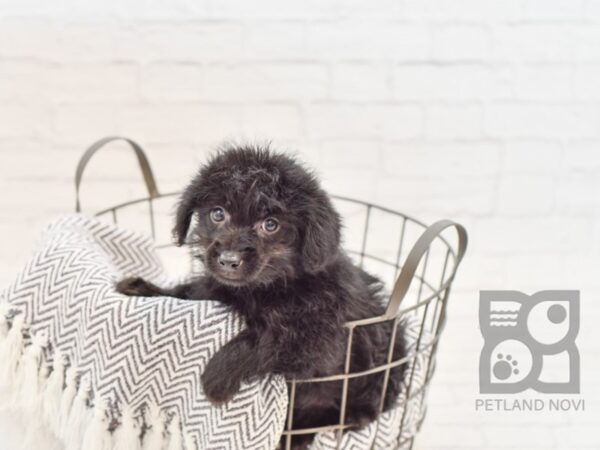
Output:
[[385, 220, 468, 318], [75, 136, 160, 212]]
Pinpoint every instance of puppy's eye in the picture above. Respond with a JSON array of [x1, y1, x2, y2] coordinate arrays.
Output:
[[210, 207, 226, 223], [262, 218, 279, 233]]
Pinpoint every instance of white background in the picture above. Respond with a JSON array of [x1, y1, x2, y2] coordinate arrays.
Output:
[[0, 0, 599, 448]]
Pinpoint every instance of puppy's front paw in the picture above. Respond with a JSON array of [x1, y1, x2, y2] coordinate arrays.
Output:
[[115, 277, 157, 297], [346, 404, 378, 430], [201, 366, 241, 405]]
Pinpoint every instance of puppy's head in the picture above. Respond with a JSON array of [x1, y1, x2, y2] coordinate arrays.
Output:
[[173, 145, 341, 287]]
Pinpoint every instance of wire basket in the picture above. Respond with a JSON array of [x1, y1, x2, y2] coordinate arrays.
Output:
[[74, 137, 467, 450]]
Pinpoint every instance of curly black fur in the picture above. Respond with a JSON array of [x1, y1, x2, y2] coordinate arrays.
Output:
[[116, 145, 407, 449]]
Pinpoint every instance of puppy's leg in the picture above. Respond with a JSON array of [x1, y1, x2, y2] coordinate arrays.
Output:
[[115, 277, 195, 298], [201, 330, 258, 405]]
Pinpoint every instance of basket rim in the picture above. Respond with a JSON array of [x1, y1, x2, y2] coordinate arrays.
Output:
[[89, 190, 458, 259]]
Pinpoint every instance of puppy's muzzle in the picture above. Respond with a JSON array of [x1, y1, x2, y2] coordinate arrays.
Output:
[[218, 251, 243, 270]]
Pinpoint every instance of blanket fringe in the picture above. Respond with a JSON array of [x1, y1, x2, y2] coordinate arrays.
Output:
[[43, 350, 66, 433], [113, 404, 142, 450], [18, 330, 48, 411], [184, 431, 196, 450], [0, 310, 190, 450], [65, 374, 93, 450], [83, 398, 113, 450], [0, 314, 24, 388], [167, 413, 183, 450], [142, 403, 165, 450], [0, 303, 10, 338], [59, 366, 78, 438]]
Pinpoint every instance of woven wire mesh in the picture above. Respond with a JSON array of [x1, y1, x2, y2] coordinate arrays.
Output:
[[75, 138, 467, 450]]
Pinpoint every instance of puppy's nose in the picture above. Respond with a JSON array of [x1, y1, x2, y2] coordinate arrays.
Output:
[[218, 251, 242, 270]]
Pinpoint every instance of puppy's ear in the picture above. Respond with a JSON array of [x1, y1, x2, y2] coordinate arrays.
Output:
[[302, 194, 341, 273], [172, 188, 196, 246]]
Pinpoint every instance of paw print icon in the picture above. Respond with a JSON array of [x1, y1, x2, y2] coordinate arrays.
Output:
[[494, 353, 519, 380], [479, 290, 579, 394]]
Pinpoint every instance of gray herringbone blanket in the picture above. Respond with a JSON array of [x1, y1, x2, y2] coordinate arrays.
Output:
[[0, 215, 429, 450]]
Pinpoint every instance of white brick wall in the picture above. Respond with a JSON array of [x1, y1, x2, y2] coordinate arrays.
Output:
[[0, 1, 599, 448]]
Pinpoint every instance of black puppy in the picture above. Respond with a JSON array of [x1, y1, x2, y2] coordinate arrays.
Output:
[[117, 145, 406, 448]]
